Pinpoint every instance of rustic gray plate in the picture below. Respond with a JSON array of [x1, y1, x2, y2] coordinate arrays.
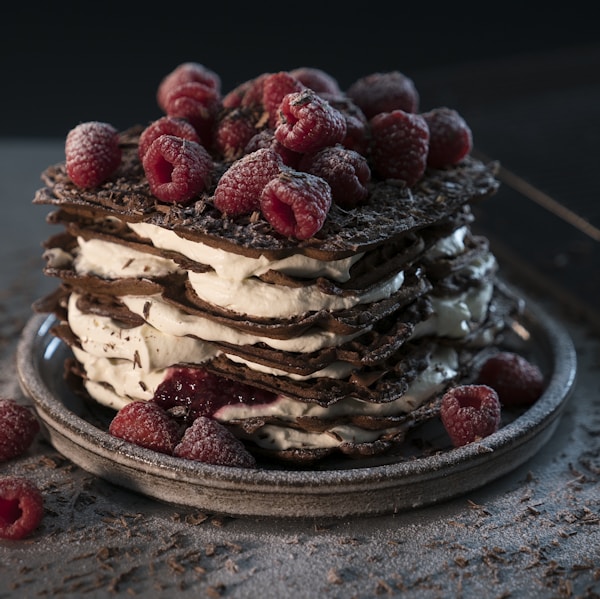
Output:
[[17, 295, 576, 518]]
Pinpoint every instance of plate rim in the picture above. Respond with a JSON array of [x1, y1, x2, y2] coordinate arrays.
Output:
[[16, 294, 577, 517]]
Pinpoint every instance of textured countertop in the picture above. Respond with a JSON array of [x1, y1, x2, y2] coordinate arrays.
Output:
[[2, 48, 600, 597]]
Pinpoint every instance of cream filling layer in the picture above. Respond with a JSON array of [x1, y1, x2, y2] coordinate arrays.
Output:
[[70, 236, 404, 319], [186, 270, 405, 318], [64, 222, 497, 450], [127, 221, 363, 282], [73, 345, 458, 448]]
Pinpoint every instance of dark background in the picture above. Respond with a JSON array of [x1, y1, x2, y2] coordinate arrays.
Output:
[[2, 3, 598, 137]]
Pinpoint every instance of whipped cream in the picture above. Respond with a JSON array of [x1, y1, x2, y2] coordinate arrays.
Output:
[[186, 270, 405, 318], [74, 237, 185, 279], [70, 231, 403, 319], [62, 215, 500, 453], [73, 345, 459, 448], [426, 225, 468, 259], [121, 294, 362, 354], [127, 221, 363, 282]]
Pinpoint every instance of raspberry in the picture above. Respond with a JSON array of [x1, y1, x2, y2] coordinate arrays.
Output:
[[440, 385, 502, 447], [108, 401, 181, 455], [0, 477, 44, 540], [213, 148, 283, 215], [0, 398, 40, 463], [157, 62, 221, 112], [289, 67, 341, 96], [324, 96, 370, 155], [223, 73, 271, 110], [138, 116, 201, 161], [163, 81, 221, 142], [260, 171, 332, 240], [423, 107, 473, 168], [477, 352, 545, 408], [346, 71, 419, 118], [65, 121, 121, 188], [142, 135, 213, 204], [244, 129, 303, 169], [153, 367, 277, 423], [174, 416, 257, 468], [275, 89, 347, 153], [369, 110, 430, 185], [262, 71, 305, 127], [213, 107, 259, 162], [299, 145, 370, 208]]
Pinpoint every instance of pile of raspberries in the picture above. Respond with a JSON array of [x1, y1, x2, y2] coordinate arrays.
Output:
[[65, 63, 473, 240]]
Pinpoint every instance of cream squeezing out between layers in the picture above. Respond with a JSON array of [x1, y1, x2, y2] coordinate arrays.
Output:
[[45, 222, 500, 452]]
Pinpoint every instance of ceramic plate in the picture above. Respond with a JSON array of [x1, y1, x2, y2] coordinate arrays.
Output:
[[17, 294, 576, 518]]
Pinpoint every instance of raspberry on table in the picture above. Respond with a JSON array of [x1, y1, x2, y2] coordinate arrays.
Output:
[[213, 148, 283, 215], [108, 401, 182, 455], [440, 385, 502, 447], [174, 416, 257, 468], [142, 135, 213, 204], [0, 477, 44, 540], [157, 62, 221, 112], [275, 89, 347, 153], [213, 107, 260, 162], [346, 71, 420, 118], [290, 66, 341, 96], [163, 80, 221, 143], [299, 145, 370, 208], [477, 352, 545, 407], [153, 367, 277, 423], [369, 110, 430, 185], [262, 71, 305, 127], [65, 121, 122, 188], [260, 171, 332, 240], [138, 116, 201, 161], [0, 398, 40, 463], [423, 107, 473, 168]]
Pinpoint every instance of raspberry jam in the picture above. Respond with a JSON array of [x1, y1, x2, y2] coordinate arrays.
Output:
[[153, 367, 277, 422]]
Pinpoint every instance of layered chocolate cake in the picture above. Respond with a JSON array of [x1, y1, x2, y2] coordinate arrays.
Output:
[[33, 63, 520, 465]]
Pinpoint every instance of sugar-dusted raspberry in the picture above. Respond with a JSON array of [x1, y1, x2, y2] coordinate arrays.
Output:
[[477, 352, 545, 408], [260, 171, 332, 240], [213, 148, 283, 215], [275, 89, 347, 153], [0, 398, 40, 463], [0, 477, 44, 540], [142, 135, 213, 204], [324, 95, 370, 155], [369, 110, 430, 185], [163, 81, 221, 142], [157, 62, 221, 112], [244, 129, 303, 169], [65, 121, 121, 188], [174, 416, 257, 468], [153, 367, 277, 423], [299, 145, 370, 208], [213, 107, 259, 162], [262, 71, 305, 127], [440, 385, 501, 447], [222, 73, 271, 109], [346, 71, 419, 118], [423, 107, 473, 168], [290, 67, 341, 96], [108, 401, 181, 455], [138, 116, 201, 161]]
